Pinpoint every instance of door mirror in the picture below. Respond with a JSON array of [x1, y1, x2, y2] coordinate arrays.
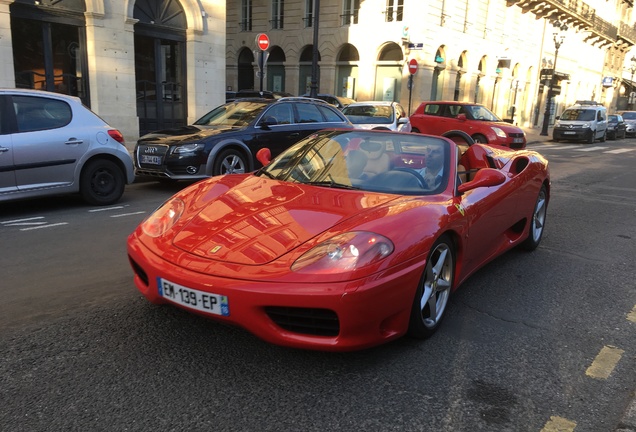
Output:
[[256, 148, 272, 166], [457, 113, 467, 121], [457, 168, 506, 194]]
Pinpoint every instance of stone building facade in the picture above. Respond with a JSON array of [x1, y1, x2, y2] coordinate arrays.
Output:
[[226, 0, 636, 128], [0, 0, 226, 143]]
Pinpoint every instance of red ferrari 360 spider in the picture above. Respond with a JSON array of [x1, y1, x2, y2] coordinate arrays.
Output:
[[127, 129, 549, 351]]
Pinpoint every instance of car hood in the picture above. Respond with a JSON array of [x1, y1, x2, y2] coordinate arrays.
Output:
[[137, 124, 244, 144], [170, 175, 398, 265]]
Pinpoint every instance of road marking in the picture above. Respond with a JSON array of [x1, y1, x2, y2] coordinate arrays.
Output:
[[575, 146, 609, 152], [88, 206, 126, 212], [585, 345, 624, 379], [628, 305, 636, 323], [539, 145, 578, 150], [19, 222, 69, 231], [605, 148, 635, 154], [1, 216, 46, 226], [540, 416, 576, 431], [110, 211, 146, 218]]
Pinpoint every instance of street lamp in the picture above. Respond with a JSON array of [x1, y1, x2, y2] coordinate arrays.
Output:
[[628, 56, 636, 110], [309, 0, 320, 98], [540, 20, 568, 136]]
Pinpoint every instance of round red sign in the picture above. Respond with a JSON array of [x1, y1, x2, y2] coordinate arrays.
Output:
[[256, 33, 270, 51], [408, 59, 418, 75]]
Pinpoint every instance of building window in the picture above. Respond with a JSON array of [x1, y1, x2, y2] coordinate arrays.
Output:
[[342, 0, 360, 26], [240, 0, 252, 31], [385, 0, 403, 22], [304, 0, 313, 28], [271, 0, 284, 29]]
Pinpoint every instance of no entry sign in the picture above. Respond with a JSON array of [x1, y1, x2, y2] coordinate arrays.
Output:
[[408, 59, 418, 75], [256, 33, 270, 51]]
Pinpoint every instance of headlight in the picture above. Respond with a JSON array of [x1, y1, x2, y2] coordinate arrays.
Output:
[[554, 121, 561, 128], [491, 127, 507, 138], [173, 143, 204, 154], [581, 123, 591, 128], [141, 198, 185, 237], [291, 231, 394, 274]]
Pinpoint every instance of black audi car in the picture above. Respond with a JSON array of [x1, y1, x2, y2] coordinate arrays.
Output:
[[134, 97, 353, 180]]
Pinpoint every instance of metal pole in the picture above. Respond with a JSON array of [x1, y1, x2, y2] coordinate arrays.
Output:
[[540, 35, 562, 136], [309, 0, 320, 98], [259, 50, 264, 92]]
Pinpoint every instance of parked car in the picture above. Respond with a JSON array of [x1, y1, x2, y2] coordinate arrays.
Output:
[[127, 128, 550, 351], [553, 101, 607, 143], [409, 101, 526, 149], [0, 88, 134, 205], [226, 90, 276, 103], [301, 93, 356, 110], [342, 101, 411, 132], [134, 97, 353, 181], [617, 110, 636, 137], [606, 114, 626, 140]]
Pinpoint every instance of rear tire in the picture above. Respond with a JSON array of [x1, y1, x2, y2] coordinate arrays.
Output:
[[520, 185, 548, 251], [80, 159, 126, 206], [411, 128, 420, 134]]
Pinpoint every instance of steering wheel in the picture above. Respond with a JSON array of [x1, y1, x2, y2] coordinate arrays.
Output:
[[392, 167, 426, 188]]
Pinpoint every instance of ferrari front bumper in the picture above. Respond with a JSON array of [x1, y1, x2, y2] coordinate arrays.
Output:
[[127, 234, 425, 352]]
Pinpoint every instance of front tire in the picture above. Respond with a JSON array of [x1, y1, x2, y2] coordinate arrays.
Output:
[[520, 185, 548, 251], [472, 134, 488, 144], [213, 148, 248, 175], [408, 235, 455, 339], [80, 159, 126, 205], [587, 130, 595, 144]]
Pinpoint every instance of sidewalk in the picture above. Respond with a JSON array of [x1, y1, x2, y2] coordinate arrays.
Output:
[[522, 125, 553, 146], [521, 124, 636, 431]]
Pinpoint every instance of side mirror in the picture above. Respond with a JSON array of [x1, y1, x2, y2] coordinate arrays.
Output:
[[259, 116, 278, 129], [398, 117, 408, 125], [457, 113, 467, 121], [256, 148, 272, 166], [457, 168, 506, 194]]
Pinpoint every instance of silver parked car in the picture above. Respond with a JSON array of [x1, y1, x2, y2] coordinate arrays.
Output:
[[0, 89, 134, 205], [342, 101, 412, 132], [617, 111, 636, 137]]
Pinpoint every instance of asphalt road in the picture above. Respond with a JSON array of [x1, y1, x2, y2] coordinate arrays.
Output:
[[1, 140, 635, 432]]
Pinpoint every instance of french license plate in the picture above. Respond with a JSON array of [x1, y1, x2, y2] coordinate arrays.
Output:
[[563, 131, 576, 135], [513, 138, 524, 143], [158, 277, 230, 316], [141, 155, 162, 165]]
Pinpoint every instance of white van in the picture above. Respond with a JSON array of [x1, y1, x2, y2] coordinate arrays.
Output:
[[553, 101, 607, 143]]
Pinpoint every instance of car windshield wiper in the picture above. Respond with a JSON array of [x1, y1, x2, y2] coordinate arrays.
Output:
[[256, 169, 277, 179], [304, 180, 359, 190]]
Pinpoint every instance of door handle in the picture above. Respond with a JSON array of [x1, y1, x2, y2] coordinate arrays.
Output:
[[65, 138, 84, 145]]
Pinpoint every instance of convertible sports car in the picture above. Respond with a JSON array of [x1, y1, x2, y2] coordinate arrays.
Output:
[[127, 129, 550, 351]]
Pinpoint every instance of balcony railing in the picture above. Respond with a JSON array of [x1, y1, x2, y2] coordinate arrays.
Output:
[[507, 0, 624, 47], [238, 20, 252, 32]]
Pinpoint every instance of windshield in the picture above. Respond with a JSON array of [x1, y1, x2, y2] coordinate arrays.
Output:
[[621, 112, 636, 120], [258, 130, 451, 195], [194, 101, 270, 127], [560, 109, 595, 121], [463, 105, 501, 122], [342, 105, 394, 125]]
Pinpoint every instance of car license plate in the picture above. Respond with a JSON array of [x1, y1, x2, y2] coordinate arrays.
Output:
[[141, 155, 162, 165], [513, 138, 524, 143], [158, 277, 230, 316], [563, 131, 576, 135]]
